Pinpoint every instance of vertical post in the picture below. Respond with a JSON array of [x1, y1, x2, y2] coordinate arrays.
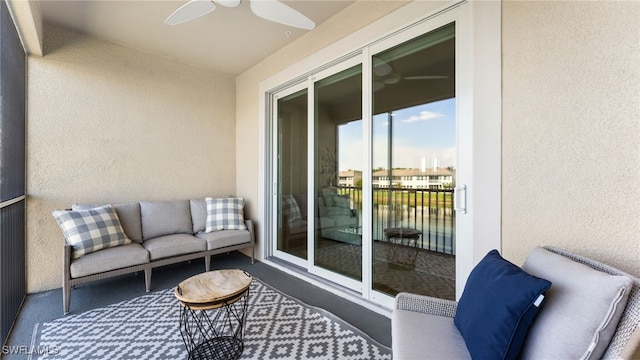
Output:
[[386, 112, 393, 229]]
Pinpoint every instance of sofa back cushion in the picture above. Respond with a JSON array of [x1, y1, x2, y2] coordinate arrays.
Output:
[[53, 204, 132, 259], [321, 187, 339, 207], [520, 247, 633, 360], [73, 202, 142, 243], [140, 200, 193, 240], [190, 199, 207, 233]]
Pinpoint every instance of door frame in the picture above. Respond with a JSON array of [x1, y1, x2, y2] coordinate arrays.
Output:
[[258, 0, 500, 310]]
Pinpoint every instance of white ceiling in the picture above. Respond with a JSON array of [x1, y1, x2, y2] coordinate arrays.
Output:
[[36, 0, 355, 75]]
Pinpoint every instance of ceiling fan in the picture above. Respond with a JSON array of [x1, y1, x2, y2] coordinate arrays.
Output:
[[373, 58, 449, 90], [165, 0, 316, 30]]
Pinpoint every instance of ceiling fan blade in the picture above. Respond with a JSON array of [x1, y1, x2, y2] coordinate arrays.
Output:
[[250, 0, 315, 30], [165, 0, 216, 25], [405, 75, 449, 80]]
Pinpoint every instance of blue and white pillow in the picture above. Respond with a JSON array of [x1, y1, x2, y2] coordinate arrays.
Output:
[[53, 204, 131, 259], [205, 197, 247, 232]]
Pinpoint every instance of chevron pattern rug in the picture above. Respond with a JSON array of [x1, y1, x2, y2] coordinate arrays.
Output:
[[29, 279, 391, 360]]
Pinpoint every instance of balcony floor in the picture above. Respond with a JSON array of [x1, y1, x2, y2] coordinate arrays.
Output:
[[4, 252, 391, 359], [285, 237, 456, 300]]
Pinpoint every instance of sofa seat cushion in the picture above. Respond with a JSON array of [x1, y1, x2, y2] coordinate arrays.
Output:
[[317, 217, 334, 229], [287, 220, 307, 235], [392, 309, 471, 360], [196, 229, 251, 250], [142, 234, 206, 260], [70, 242, 149, 278], [318, 206, 352, 218], [140, 200, 193, 240], [520, 247, 633, 360]]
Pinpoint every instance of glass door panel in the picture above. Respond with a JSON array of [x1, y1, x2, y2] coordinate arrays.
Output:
[[277, 88, 308, 260], [371, 23, 457, 300], [314, 64, 363, 281]]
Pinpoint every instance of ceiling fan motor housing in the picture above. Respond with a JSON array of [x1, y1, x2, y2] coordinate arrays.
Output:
[[216, 0, 242, 8]]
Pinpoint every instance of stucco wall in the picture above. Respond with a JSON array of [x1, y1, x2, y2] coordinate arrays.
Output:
[[502, 1, 640, 275], [27, 25, 236, 292]]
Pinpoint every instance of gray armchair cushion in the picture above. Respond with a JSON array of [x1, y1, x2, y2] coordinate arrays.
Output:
[[520, 247, 633, 360], [141, 234, 206, 260], [321, 187, 339, 206], [140, 200, 192, 240], [196, 229, 251, 250], [333, 194, 350, 208], [69, 242, 149, 278], [72, 202, 142, 243], [393, 309, 471, 360]]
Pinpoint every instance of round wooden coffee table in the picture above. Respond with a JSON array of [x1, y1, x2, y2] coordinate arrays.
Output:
[[175, 269, 252, 360]]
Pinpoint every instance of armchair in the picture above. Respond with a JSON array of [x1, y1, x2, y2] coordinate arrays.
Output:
[[317, 187, 359, 245], [392, 246, 640, 360]]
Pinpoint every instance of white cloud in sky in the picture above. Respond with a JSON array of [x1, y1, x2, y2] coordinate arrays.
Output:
[[401, 110, 445, 123]]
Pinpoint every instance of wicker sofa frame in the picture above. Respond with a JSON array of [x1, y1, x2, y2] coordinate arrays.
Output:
[[393, 246, 640, 360], [63, 220, 255, 314]]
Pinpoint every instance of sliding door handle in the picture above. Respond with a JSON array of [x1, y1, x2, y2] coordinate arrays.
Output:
[[454, 185, 467, 214]]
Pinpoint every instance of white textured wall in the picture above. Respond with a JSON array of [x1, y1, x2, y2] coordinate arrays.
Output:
[[28, 25, 236, 292], [502, 1, 640, 276]]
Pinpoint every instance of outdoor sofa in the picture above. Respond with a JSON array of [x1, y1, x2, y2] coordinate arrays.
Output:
[[54, 198, 255, 314], [393, 246, 640, 360]]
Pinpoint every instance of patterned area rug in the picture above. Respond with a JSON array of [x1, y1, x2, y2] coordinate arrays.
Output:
[[29, 279, 391, 360]]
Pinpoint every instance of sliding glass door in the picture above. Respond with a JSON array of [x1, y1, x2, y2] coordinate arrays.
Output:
[[371, 23, 457, 300], [275, 86, 308, 265], [313, 62, 363, 284], [271, 20, 460, 306]]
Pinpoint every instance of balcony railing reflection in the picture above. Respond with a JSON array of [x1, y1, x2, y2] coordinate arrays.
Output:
[[337, 186, 456, 255]]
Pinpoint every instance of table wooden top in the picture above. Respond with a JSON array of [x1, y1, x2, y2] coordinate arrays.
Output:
[[174, 269, 252, 305]]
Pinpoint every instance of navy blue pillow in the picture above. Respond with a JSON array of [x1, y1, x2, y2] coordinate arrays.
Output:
[[454, 250, 551, 360]]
